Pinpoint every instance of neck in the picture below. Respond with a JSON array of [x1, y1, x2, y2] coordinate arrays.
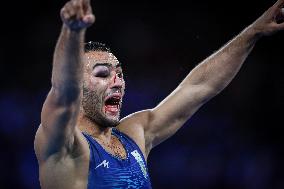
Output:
[[77, 113, 113, 142]]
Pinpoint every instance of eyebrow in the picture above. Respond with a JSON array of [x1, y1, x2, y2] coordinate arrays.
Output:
[[93, 62, 122, 69]]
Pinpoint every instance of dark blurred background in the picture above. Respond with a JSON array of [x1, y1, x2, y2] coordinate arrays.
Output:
[[0, 0, 283, 188]]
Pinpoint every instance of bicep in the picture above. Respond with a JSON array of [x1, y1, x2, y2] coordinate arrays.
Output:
[[146, 84, 216, 148]]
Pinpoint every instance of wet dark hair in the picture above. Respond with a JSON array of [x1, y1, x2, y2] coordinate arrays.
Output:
[[84, 41, 111, 53]]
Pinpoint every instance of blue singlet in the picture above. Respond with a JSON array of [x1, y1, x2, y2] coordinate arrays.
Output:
[[82, 128, 152, 189]]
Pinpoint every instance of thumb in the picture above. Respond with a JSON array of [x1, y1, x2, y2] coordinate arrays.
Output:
[[83, 14, 95, 26]]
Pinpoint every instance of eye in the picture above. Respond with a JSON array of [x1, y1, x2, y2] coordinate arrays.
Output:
[[93, 66, 110, 78], [95, 71, 110, 77]]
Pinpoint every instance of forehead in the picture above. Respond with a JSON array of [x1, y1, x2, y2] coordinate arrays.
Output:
[[85, 51, 120, 68]]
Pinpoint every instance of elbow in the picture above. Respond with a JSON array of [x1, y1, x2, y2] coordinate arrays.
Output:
[[193, 84, 222, 105], [203, 85, 222, 101]]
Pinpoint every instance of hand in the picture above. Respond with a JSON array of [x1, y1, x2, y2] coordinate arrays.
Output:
[[249, 0, 284, 36], [60, 0, 95, 31]]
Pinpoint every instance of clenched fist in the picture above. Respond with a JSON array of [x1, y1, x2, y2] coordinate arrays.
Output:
[[60, 0, 95, 31]]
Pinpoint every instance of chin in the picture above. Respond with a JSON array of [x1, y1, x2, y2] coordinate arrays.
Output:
[[94, 111, 120, 128], [102, 118, 120, 128], [103, 113, 121, 127]]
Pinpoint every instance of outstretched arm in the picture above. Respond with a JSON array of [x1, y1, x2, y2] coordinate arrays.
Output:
[[120, 0, 284, 156], [34, 0, 95, 162], [148, 0, 284, 148]]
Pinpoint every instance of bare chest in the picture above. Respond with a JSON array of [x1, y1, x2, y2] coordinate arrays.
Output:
[[97, 135, 127, 159]]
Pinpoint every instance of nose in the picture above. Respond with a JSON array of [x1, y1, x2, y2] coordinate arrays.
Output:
[[111, 72, 123, 88], [113, 73, 117, 83]]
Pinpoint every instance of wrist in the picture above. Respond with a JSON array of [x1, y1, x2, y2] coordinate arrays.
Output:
[[62, 24, 86, 35], [62, 23, 87, 33], [239, 25, 263, 46], [244, 24, 263, 41]]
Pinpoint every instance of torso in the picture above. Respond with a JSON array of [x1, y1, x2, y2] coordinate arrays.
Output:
[[38, 128, 151, 189], [83, 128, 152, 189]]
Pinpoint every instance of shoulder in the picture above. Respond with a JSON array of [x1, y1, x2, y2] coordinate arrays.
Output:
[[117, 109, 153, 159]]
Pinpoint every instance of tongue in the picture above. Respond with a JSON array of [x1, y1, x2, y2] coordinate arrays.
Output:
[[105, 105, 119, 113]]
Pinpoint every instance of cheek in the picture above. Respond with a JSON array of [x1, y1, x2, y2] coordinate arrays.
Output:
[[89, 77, 109, 92]]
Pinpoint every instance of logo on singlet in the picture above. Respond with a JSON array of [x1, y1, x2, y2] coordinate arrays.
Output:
[[95, 160, 109, 169], [131, 150, 148, 179]]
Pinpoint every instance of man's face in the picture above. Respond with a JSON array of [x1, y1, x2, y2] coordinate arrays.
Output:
[[82, 51, 125, 128]]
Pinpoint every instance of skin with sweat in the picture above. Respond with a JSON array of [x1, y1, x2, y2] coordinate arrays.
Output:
[[34, 0, 284, 188]]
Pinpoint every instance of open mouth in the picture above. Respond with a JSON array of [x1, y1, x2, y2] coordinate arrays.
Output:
[[104, 94, 121, 115]]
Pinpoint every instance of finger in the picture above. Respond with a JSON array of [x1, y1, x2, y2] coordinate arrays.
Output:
[[61, 2, 76, 20], [276, 22, 284, 30], [82, 0, 90, 8], [82, 0, 90, 5], [73, 0, 83, 5], [273, 0, 284, 8], [82, 0, 92, 14], [66, 2, 76, 18], [85, 3, 93, 15], [60, 8, 69, 21], [71, 0, 84, 20], [60, 6, 73, 21]]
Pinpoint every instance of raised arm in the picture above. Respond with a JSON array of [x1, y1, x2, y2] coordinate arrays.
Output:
[[34, 0, 95, 162], [136, 0, 284, 153]]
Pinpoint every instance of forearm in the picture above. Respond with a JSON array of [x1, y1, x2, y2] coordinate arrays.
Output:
[[51, 26, 85, 104], [181, 26, 261, 96]]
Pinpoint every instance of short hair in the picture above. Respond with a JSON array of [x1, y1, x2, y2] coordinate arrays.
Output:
[[84, 41, 111, 53]]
